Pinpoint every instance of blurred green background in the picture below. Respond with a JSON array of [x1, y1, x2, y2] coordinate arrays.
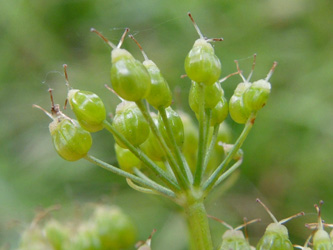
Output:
[[1, 0, 332, 249]]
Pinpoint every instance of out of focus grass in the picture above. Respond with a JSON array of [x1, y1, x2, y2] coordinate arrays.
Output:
[[0, 0, 332, 249]]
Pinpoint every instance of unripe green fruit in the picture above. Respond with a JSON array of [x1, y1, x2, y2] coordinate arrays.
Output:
[[220, 230, 251, 250], [185, 39, 221, 85], [313, 229, 332, 250], [143, 60, 172, 109], [243, 79, 271, 112], [189, 81, 223, 113], [140, 114, 166, 161], [111, 49, 151, 101], [158, 107, 184, 149], [115, 143, 141, 172], [256, 224, 293, 250], [112, 102, 150, 148], [94, 206, 137, 249], [229, 82, 251, 124], [68, 89, 106, 132], [210, 97, 228, 126], [49, 119, 92, 161], [44, 219, 70, 250]]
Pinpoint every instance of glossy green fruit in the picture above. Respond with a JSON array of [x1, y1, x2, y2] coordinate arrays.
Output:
[[229, 82, 251, 124], [112, 102, 150, 148], [243, 79, 271, 112], [68, 89, 106, 132], [115, 143, 141, 172], [189, 81, 223, 113], [111, 49, 151, 101], [256, 199, 304, 250], [210, 97, 228, 126], [44, 219, 70, 250], [143, 60, 172, 109], [140, 114, 166, 161], [256, 224, 293, 250], [49, 118, 92, 161], [185, 39, 221, 86], [93, 206, 137, 249], [158, 107, 184, 149]]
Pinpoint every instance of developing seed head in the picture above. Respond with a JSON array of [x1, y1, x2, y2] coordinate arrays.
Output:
[[114, 143, 141, 173], [208, 215, 259, 250], [228, 59, 254, 124], [64, 65, 106, 132], [256, 198, 304, 250], [243, 61, 277, 112], [185, 13, 222, 86], [312, 201, 333, 249], [33, 89, 92, 161], [91, 28, 151, 101], [189, 81, 223, 113], [112, 101, 150, 148], [129, 35, 172, 109]]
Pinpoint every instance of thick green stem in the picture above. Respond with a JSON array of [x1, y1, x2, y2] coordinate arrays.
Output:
[[203, 113, 256, 194], [184, 198, 213, 250], [194, 83, 206, 187]]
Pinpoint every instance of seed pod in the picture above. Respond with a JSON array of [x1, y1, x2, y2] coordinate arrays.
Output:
[[189, 81, 223, 113], [50, 119, 92, 161], [64, 65, 106, 132], [129, 35, 172, 109], [210, 96, 229, 126], [229, 58, 255, 124], [91, 28, 151, 102], [33, 89, 92, 161], [208, 215, 260, 250], [158, 107, 184, 149], [140, 113, 166, 161], [311, 201, 333, 250], [243, 62, 277, 112], [256, 198, 304, 250], [93, 206, 137, 249], [184, 13, 222, 86], [115, 143, 141, 173], [112, 101, 150, 148]]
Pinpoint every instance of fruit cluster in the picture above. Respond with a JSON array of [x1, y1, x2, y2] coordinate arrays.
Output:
[[18, 205, 137, 250], [34, 13, 281, 250]]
